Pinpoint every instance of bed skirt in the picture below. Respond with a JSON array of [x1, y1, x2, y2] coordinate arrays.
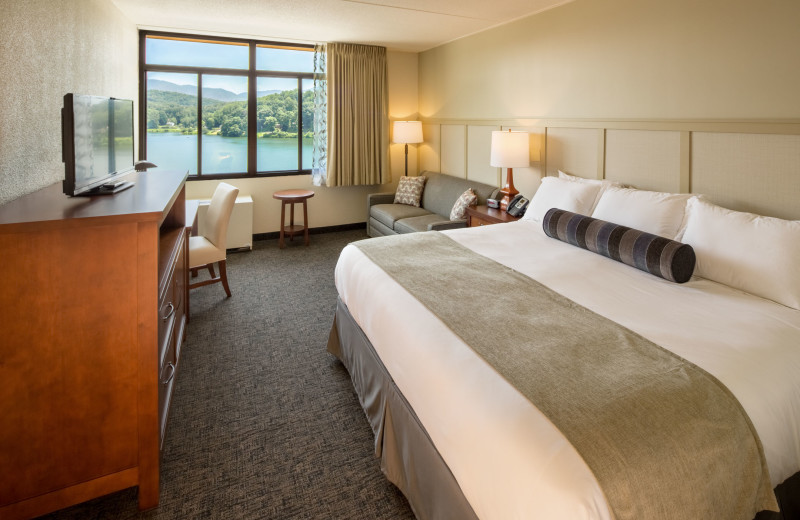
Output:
[[328, 297, 800, 520], [328, 298, 478, 520]]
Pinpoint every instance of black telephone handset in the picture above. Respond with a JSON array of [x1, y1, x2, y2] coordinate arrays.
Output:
[[506, 194, 530, 217]]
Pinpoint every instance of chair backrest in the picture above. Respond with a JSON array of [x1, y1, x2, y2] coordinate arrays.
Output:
[[203, 182, 240, 250]]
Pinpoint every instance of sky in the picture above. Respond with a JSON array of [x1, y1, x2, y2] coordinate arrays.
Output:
[[146, 38, 314, 93]]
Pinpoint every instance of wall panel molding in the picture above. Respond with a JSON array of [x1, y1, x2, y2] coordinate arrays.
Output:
[[421, 118, 800, 135]]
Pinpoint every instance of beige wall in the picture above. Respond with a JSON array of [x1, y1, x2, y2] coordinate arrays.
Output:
[[0, 0, 139, 205], [419, 0, 800, 120], [187, 50, 419, 234]]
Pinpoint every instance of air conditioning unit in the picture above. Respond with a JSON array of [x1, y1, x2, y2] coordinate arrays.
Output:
[[192, 195, 253, 251]]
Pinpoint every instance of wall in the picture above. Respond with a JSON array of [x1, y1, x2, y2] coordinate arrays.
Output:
[[419, 0, 800, 120], [0, 0, 139, 205], [416, 0, 800, 220], [186, 50, 419, 234]]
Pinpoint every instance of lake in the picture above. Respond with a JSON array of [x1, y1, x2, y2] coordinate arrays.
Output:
[[146, 132, 312, 174]]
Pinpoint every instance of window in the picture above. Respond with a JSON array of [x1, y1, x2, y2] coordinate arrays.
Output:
[[140, 32, 314, 179]]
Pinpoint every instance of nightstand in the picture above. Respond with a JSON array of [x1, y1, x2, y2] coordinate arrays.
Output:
[[465, 205, 521, 227]]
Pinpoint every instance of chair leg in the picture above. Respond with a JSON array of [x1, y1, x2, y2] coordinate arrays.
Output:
[[207, 264, 216, 278], [218, 260, 232, 298], [191, 267, 198, 278]]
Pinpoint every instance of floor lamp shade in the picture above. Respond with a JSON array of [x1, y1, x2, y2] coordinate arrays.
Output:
[[393, 121, 423, 144], [490, 130, 530, 211], [393, 121, 423, 176]]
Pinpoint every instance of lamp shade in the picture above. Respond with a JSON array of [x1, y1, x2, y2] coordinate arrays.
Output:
[[393, 121, 423, 144], [490, 130, 530, 168]]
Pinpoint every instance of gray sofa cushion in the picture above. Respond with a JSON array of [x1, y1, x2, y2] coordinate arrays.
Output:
[[371, 203, 431, 230], [394, 214, 451, 234], [368, 217, 394, 237], [420, 171, 498, 219]]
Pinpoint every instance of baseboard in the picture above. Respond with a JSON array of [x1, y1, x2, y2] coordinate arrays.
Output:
[[252, 222, 366, 242]]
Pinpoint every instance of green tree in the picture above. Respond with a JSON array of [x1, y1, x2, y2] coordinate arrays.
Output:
[[221, 116, 246, 137], [261, 116, 278, 133]]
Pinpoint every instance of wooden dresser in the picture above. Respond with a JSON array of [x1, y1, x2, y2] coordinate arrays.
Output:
[[0, 170, 189, 519]]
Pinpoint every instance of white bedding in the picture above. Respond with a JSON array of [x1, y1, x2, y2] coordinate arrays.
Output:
[[335, 220, 800, 519]]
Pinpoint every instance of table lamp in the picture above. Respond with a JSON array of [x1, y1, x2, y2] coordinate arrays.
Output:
[[490, 130, 530, 211], [393, 121, 423, 176]]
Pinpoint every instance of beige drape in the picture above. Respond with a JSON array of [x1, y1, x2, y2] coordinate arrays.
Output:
[[325, 43, 390, 187]]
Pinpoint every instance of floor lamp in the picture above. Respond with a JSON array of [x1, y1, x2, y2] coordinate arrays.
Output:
[[490, 130, 530, 211], [393, 121, 423, 176]]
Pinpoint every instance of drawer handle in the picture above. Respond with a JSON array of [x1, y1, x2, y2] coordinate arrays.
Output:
[[162, 302, 175, 321], [160, 362, 176, 386]]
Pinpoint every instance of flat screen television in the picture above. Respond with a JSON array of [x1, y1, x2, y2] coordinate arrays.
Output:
[[62, 93, 135, 196]]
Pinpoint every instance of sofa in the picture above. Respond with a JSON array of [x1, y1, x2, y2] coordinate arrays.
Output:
[[367, 171, 501, 237]]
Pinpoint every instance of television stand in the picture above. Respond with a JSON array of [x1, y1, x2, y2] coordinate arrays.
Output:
[[0, 170, 188, 518], [83, 180, 135, 196]]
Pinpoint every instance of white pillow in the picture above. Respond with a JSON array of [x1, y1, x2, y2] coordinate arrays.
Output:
[[591, 186, 694, 239], [522, 176, 602, 222], [558, 170, 614, 186], [681, 198, 800, 310], [558, 170, 619, 214]]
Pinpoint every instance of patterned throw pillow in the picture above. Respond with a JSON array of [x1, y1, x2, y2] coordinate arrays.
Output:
[[394, 176, 427, 207], [450, 188, 478, 220]]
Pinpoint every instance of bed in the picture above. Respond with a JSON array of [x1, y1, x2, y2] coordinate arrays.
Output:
[[328, 178, 800, 520]]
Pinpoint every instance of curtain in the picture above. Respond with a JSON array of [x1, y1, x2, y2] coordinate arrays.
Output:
[[311, 44, 328, 187], [319, 42, 390, 187]]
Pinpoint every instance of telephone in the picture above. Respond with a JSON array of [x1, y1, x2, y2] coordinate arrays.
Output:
[[506, 194, 530, 217]]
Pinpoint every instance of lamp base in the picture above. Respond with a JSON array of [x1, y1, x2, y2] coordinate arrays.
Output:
[[498, 167, 519, 211]]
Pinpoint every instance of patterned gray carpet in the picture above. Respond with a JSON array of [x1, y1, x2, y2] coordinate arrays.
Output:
[[41, 229, 415, 520]]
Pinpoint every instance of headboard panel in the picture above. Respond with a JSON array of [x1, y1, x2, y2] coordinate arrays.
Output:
[[691, 132, 800, 221], [605, 130, 681, 193], [545, 128, 599, 179]]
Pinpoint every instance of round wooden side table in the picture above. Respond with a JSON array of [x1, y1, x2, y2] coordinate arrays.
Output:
[[272, 189, 314, 249]]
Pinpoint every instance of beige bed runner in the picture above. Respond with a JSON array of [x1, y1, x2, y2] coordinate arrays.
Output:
[[354, 231, 777, 520]]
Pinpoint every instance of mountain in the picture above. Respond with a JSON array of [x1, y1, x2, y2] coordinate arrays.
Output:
[[147, 79, 282, 101]]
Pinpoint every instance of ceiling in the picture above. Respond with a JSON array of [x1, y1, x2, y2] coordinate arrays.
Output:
[[111, 0, 572, 52]]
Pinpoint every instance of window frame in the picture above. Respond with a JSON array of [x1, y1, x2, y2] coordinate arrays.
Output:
[[139, 31, 315, 180]]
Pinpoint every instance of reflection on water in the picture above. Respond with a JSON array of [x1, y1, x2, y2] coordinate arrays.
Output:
[[146, 133, 312, 174]]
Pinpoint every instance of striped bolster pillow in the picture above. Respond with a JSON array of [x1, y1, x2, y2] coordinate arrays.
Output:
[[542, 208, 696, 283]]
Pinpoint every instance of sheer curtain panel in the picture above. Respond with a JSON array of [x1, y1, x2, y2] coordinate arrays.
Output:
[[323, 43, 390, 187], [312, 44, 328, 187]]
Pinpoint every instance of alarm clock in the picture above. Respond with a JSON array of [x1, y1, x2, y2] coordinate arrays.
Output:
[[487, 198, 500, 209]]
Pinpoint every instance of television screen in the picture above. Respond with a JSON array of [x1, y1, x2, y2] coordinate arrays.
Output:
[[63, 94, 135, 196]]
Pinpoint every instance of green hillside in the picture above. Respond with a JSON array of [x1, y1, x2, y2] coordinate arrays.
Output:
[[146, 89, 314, 138]]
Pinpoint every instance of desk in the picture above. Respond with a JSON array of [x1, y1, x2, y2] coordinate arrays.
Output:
[[185, 199, 199, 237]]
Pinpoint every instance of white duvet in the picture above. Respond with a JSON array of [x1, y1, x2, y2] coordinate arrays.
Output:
[[335, 220, 800, 519]]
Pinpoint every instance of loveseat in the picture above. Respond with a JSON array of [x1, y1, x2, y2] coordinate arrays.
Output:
[[367, 171, 500, 237]]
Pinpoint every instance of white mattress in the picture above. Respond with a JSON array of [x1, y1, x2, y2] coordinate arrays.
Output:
[[335, 220, 800, 520]]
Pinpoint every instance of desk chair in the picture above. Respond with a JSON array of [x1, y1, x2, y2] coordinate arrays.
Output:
[[189, 182, 239, 297]]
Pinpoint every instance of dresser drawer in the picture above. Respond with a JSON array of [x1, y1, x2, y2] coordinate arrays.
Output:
[[157, 266, 177, 369], [468, 215, 494, 227], [157, 330, 177, 448]]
